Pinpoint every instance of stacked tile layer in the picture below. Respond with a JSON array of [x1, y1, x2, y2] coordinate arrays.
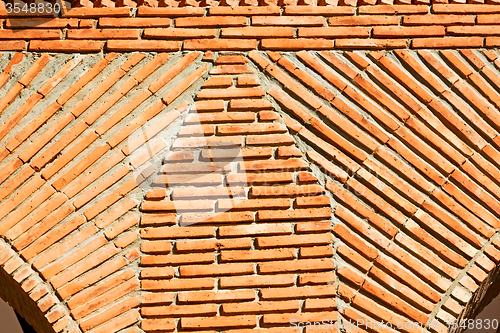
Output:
[[3, 5, 500, 52]]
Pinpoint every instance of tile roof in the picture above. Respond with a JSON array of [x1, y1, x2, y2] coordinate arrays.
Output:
[[1, 48, 500, 333]]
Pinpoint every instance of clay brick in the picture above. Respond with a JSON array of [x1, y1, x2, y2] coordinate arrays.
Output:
[[142, 252, 214, 266], [29, 284, 48, 302], [333, 224, 379, 261], [451, 26, 500, 40], [185, 39, 258, 51], [0, 185, 55, 239], [387, 242, 451, 292], [336, 39, 407, 49], [250, 184, 324, 197], [359, 5, 428, 14], [201, 147, 272, 161], [432, 4, 500, 14], [221, 248, 295, 262], [202, 77, 233, 88], [371, 265, 435, 312], [142, 304, 218, 317], [104, 214, 139, 240], [219, 223, 292, 237], [0, 40, 26, 51], [99, 17, 168, 28], [298, 172, 319, 184], [352, 293, 422, 333], [172, 186, 246, 199], [264, 312, 338, 325], [296, 221, 331, 234], [257, 207, 331, 221], [304, 298, 336, 311], [176, 16, 247, 28], [152, 173, 221, 187], [285, 6, 355, 15], [468, 265, 488, 284], [38, 294, 56, 313], [60, 6, 131, 16], [107, 40, 180, 52], [259, 111, 279, 121], [229, 99, 273, 111], [141, 292, 174, 305], [210, 6, 280, 15], [79, 297, 140, 331], [223, 300, 299, 314], [176, 238, 245, 254], [397, 231, 460, 279], [50, 243, 119, 289], [68, 270, 136, 311], [181, 316, 256, 330], [300, 245, 334, 258], [145, 54, 198, 94], [210, 64, 254, 75], [142, 278, 215, 291], [218, 198, 290, 211], [142, 318, 175, 331], [144, 189, 167, 201], [259, 258, 334, 274], [329, 16, 399, 26], [412, 37, 483, 48], [485, 245, 500, 263], [215, 55, 248, 65], [38, 235, 106, 278], [144, 28, 216, 39], [67, 29, 140, 39], [140, 267, 176, 279], [220, 274, 295, 288], [253, 16, 323, 26], [180, 211, 253, 225], [221, 27, 294, 38], [180, 263, 254, 277], [298, 27, 370, 38], [261, 285, 336, 300], [155, 68, 199, 104], [476, 14, 500, 25], [216, 123, 286, 136], [72, 278, 139, 320], [374, 26, 445, 37], [21, 215, 86, 260], [178, 289, 255, 303], [403, 14, 474, 25], [262, 39, 334, 50], [423, 192, 489, 247], [141, 226, 214, 239], [337, 244, 371, 273], [29, 40, 103, 52], [141, 199, 214, 212], [141, 240, 171, 254], [277, 146, 302, 159], [138, 7, 204, 16], [240, 159, 307, 172], [197, 87, 265, 100], [257, 233, 332, 248], [58, 255, 128, 299]]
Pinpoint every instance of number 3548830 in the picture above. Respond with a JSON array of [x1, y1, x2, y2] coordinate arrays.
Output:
[[5, 2, 61, 14]]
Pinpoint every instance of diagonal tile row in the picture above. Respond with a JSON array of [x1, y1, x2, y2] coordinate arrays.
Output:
[[0, 51, 212, 333]]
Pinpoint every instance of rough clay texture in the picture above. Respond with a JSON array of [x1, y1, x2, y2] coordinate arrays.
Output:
[[4, 4, 500, 52], [1, 8, 500, 333]]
